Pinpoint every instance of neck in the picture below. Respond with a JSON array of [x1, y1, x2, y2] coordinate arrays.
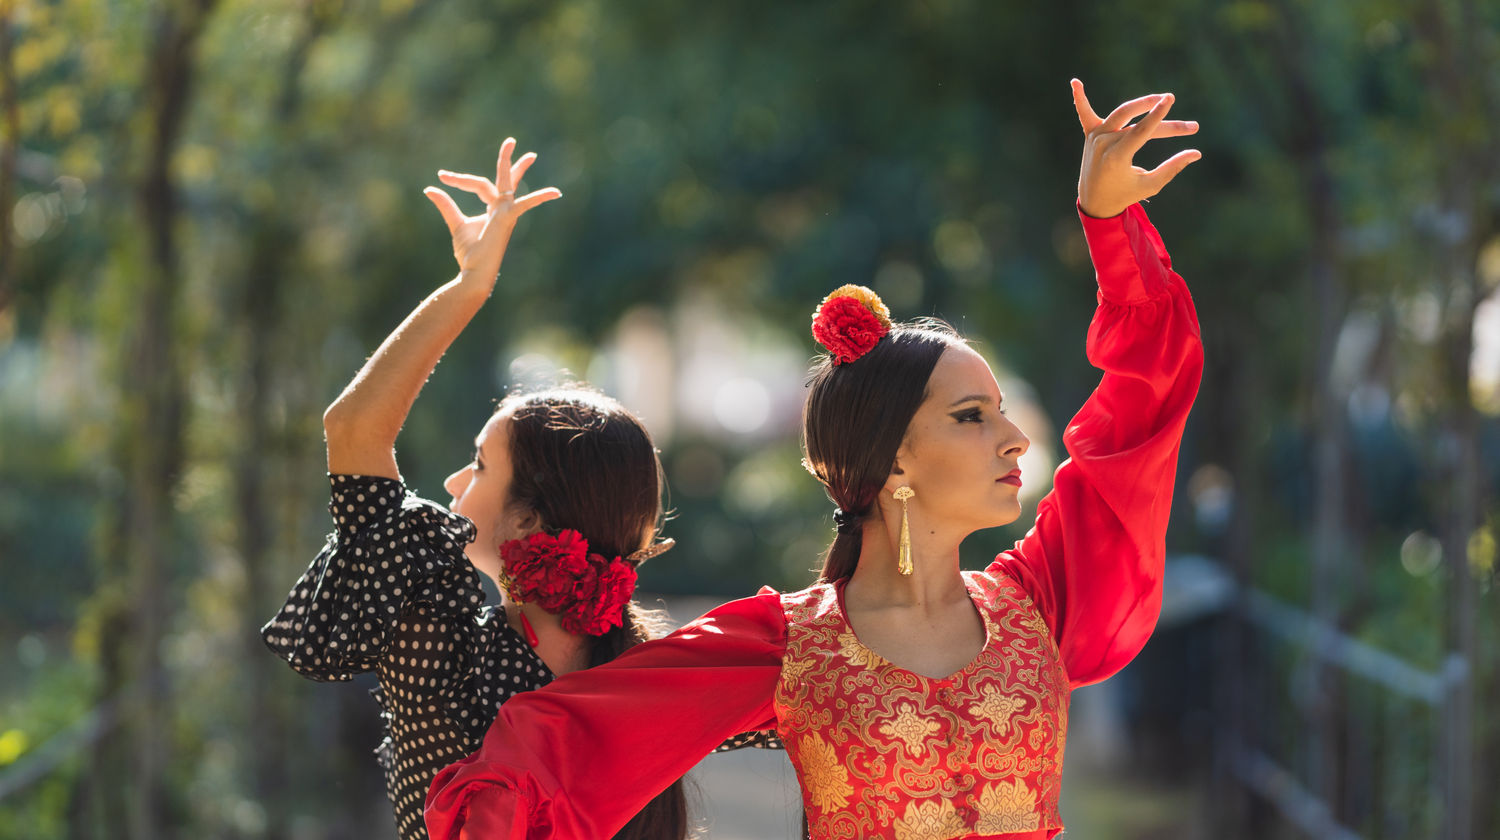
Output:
[[847, 502, 967, 608], [506, 601, 591, 676]]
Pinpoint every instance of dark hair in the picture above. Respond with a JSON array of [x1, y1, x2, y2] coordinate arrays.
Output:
[[802, 320, 964, 582], [500, 385, 687, 840]]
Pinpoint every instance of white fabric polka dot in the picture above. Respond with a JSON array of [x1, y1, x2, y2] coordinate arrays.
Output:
[[262, 474, 552, 840]]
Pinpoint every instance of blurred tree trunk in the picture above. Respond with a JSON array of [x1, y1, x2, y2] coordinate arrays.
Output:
[[90, 1, 219, 837], [69, 608, 132, 839], [1413, 2, 1497, 837], [236, 7, 341, 836], [0, 7, 18, 311], [1265, 0, 1349, 818]]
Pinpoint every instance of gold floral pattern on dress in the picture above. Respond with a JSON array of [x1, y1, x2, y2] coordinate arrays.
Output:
[[892, 799, 964, 840], [1023, 610, 1051, 640], [836, 631, 882, 669], [967, 684, 1024, 737], [975, 779, 1041, 833], [877, 701, 942, 757], [774, 572, 1069, 839], [797, 732, 854, 812], [781, 656, 817, 689]]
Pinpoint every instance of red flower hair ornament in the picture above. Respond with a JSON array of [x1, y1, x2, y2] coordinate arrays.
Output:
[[499, 529, 653, 640], [811, 284, 893, 365]]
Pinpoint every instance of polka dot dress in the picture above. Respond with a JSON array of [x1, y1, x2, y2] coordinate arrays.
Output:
[[262, 475, 552, 840], [264, 475, 782, 839]]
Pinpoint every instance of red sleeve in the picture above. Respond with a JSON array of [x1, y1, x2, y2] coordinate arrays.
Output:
[[989, 202, 1203, 688], [424, 590, 787, 840]]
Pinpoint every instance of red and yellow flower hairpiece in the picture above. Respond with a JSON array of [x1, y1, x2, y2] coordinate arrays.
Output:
[[811, 284, 893, 364]]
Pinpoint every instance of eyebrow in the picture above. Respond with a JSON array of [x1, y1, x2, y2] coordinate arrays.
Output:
[[948, 393, 1000, 408]]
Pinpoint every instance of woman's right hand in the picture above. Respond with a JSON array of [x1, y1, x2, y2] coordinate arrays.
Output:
[[321, 139, 559, 478], [1072, 80, 1200, 219], [425, 137, 562, 285]]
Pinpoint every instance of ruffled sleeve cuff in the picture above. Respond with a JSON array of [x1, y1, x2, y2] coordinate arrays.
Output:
[[427, 781, 534, 840], [260, 474, 485, 680]]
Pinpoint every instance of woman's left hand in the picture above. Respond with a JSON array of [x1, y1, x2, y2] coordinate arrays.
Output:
[[424, 137, 562, 285], [1072, 79, 1200, 219]]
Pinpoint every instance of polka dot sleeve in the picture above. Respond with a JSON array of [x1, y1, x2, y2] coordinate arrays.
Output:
[[714, 729, 783, 751], [261, 474, 485, 680]]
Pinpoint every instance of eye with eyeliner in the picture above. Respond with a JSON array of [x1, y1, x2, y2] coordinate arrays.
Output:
[[951, 403, 1009, 424]]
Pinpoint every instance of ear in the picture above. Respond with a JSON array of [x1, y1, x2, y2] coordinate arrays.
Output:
[[881, 456, 908, 495], [507, 506, 543, 537]]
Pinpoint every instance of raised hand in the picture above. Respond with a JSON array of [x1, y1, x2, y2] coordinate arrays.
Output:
[[424, 137, 562, 284], [1072, 79, 1201, 219]]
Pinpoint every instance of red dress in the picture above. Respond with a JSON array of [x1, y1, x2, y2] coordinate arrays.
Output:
[[426, 202, 1203, 840], [775, 573, 1068, 838]]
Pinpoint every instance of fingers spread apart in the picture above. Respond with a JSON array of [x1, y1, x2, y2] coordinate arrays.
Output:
[[1100, 93, 1166, 134], [433, 139, 562, 221], [1084, 87, 1200, 154]]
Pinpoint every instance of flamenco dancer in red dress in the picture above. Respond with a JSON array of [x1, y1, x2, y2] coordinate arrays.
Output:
[[426, 79, 1205, 840]]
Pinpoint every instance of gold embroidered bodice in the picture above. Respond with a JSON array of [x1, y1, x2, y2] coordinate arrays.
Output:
[[773, 571, 1070, 839]]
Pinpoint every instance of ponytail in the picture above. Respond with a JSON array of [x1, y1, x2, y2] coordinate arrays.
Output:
[[818, 519, 864, 583], [591, 601, 689, 840], [500, 386, 688, 840]]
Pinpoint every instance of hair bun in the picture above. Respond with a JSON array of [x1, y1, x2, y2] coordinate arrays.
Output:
[[811, 285, 892, 365]]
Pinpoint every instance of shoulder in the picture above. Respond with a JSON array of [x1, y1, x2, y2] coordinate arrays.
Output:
[[965, 568, 1037, 615], [967, 568, 1055, 646], [767, 582, 839, 626], [324, 473, 487, 631]]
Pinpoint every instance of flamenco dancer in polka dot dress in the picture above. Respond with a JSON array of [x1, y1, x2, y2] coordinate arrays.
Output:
[[262, 139, 767, 840]]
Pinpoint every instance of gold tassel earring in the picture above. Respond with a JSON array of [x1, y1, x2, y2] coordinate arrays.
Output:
[[892, 486, 915, 575]]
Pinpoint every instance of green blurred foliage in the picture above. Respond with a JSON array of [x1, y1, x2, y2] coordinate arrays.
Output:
[[1, 0, 1497, 837]]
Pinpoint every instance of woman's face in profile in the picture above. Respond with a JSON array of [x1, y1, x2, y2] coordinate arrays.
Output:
[[444, 409, 522, 583], [893, 345, 1031, 535]]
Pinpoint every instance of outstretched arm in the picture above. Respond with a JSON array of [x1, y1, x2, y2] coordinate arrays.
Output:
[[990, 83, 1204, 686], [322, 139, 561, 477], [425, 592, 787, 840]]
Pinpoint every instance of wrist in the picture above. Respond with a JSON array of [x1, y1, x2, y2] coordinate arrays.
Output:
[[455, 267, 500, 294]]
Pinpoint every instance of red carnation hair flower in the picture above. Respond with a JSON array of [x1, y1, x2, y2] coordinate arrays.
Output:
[[811, 284, 893, 364], [560, 555, 637, 636], [499, 529, 638, 637]]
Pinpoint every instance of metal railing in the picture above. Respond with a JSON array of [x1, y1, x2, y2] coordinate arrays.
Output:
[[1228, 584, 1469, 840]]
